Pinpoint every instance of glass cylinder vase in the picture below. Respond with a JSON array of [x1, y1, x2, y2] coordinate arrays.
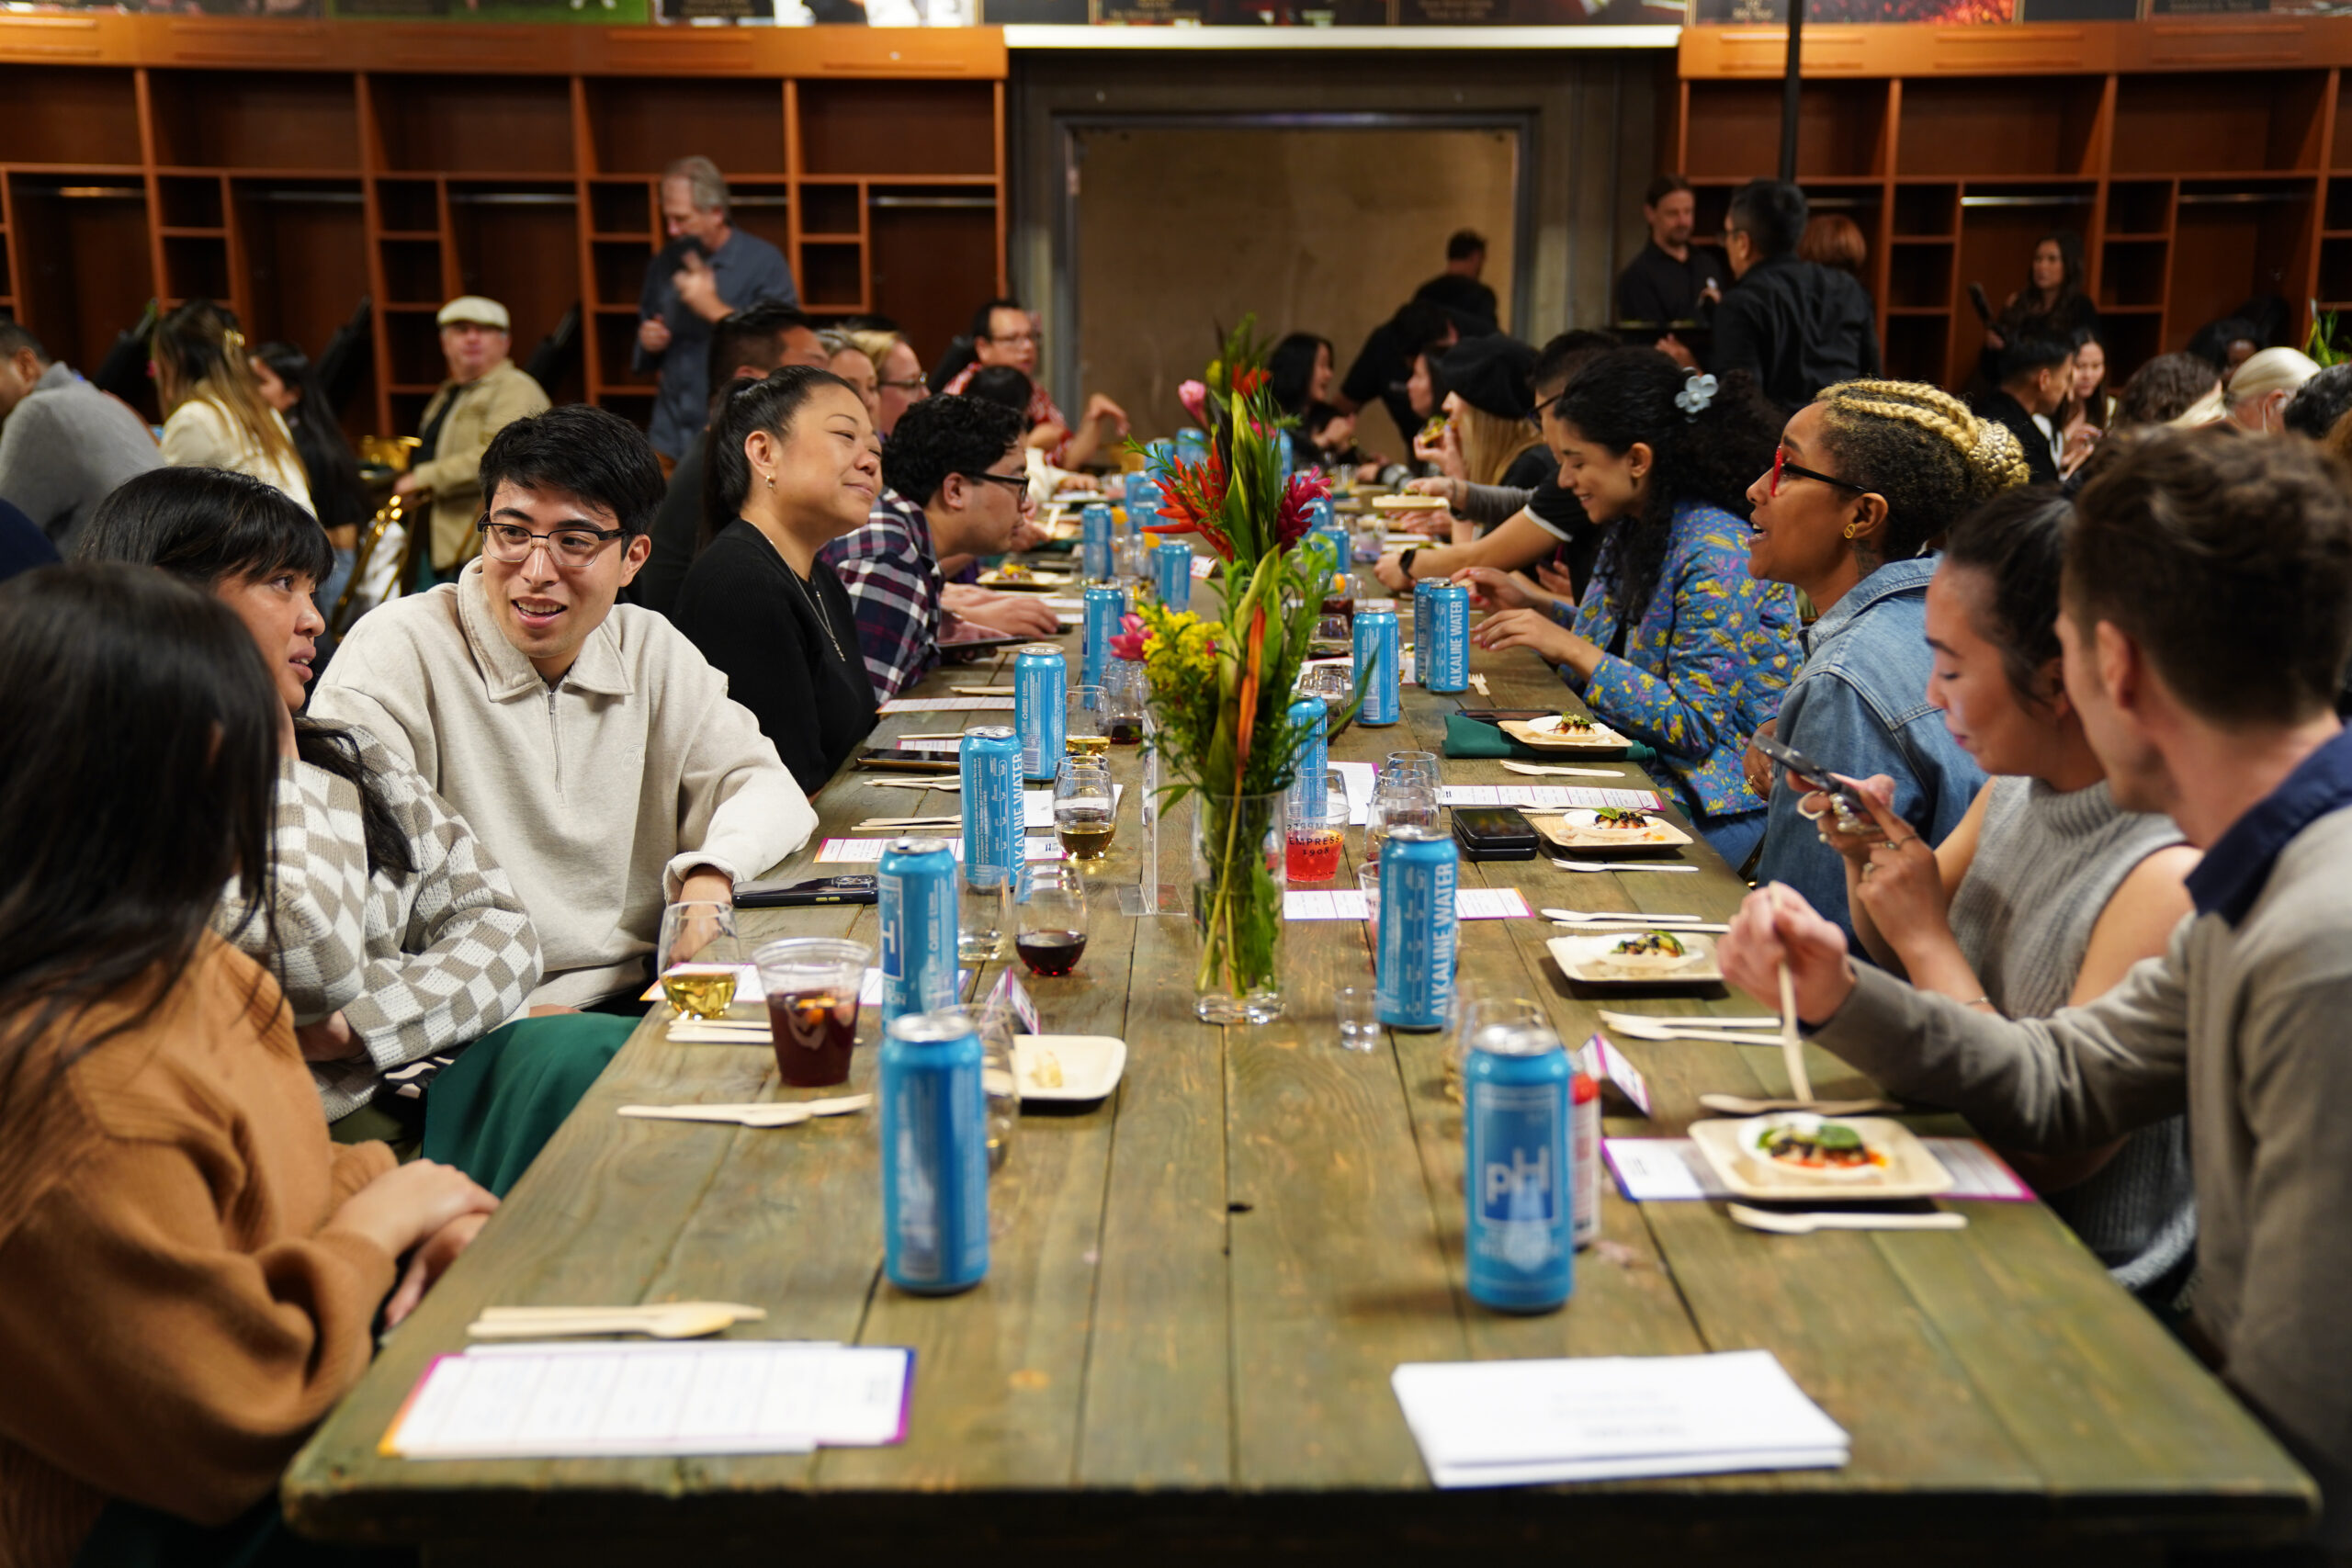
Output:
[[1190, 789, 1286, 1024]]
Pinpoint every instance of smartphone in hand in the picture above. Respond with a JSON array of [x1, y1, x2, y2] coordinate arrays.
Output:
[[1754, 731, 1873, 829]]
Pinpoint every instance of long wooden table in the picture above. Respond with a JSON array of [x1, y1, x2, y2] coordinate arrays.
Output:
[[284, 590, 2316, 1564]]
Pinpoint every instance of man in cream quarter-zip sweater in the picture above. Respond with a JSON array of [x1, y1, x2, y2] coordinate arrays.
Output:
[[312, 405, 815, 1009]]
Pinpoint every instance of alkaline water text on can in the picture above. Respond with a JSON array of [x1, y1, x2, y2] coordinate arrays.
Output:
[[1464, 1023, 1573, 1313], [1154, 537, 1193, 611], [1571, 1067, 1601, 1249], [878, 837, 958, 1024], [1083, 584, 1125, 690], [959, 726, 1021, 890], [880, 1010, 989, 1294], [1411, 579, 1438, 690], [1081, 503, 1114, 581], [1425, 582, 1471, 694], [1353, 605, 1400, 728], [1286, 695, 1328, 822], [1374, 824, 1455, 1031], [1013, 644, 1067, 783]]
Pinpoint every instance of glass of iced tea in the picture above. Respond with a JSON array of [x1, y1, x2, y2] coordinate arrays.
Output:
[[657, 900, 742, 1021], [1016, 863, 1090, 976], [751, 938, 872, 1089], [1285, 784, 1348, 884]]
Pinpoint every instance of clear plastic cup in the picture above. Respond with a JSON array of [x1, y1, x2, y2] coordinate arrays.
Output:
[[752, 938, 871, 1089]]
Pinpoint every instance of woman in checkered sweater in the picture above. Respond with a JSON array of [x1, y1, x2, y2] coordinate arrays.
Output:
[[76, 468, 633, 1191]]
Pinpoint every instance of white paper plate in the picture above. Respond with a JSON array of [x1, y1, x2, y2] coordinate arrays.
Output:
[[1690, 1115, 1953, 1201], [1546, 932, 1721, 987], [1013, 1034, 1125, 1102]]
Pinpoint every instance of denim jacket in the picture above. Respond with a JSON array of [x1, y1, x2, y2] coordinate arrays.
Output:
[[1753, 555, 1986, 937], [1553, 500, 1802, 823]]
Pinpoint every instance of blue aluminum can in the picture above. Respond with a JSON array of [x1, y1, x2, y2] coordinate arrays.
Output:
[[1014, 643, 1067, 784], [1174, 427, 1209, 469], [1411, 578, 1438, 690], [1306, 492, 1335, 533], [880, 1009, 989, 1295], [1464, 1022, 1574, 1313], [1147, 437, 1175, 473], [1286, 695, 1328, 823], [1425, 582, 1471, 694], [1154, 537, 1193, 611], [1127, 474, 1161, 534], [878, 837, 958, 1025], [1353, 605, 1400, 728], [1083, 583, 1125, 690], [1375, 824, 1455, 1031], [959, 725, 1021, 892], [1314, 521, 1351, 577], [1080, 503, 1114, 581]]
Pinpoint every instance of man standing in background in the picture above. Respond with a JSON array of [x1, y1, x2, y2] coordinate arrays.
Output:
[[399, 296, 549, 582], [1616, 175, 1721, 369], [637, 156, 797, 464]]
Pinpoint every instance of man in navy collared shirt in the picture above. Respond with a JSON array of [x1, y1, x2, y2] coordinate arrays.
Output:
[[635, 156, 797, 463], [1717, 427, 2352, 1550]]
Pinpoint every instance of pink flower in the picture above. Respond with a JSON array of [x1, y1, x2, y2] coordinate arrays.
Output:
[[1178, 379, 1209, 425], [1275, 471, 1329, 551], [1110, 612, 1151, 662]]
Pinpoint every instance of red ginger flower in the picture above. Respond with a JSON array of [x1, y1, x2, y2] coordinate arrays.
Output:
[[1275, 471, 1329, 551], [1146, 446, 1236, 559]]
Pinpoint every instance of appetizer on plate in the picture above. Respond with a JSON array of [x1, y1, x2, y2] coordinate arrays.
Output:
[[1747, 1114, 1891, 1182], [1598, 931, 1700, 976]]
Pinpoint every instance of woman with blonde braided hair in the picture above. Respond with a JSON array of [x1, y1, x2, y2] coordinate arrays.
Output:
[[1745, 378, 2030, 933]]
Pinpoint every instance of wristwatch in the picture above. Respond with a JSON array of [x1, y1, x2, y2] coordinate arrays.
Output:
[[1398, 547, 1419, 582]]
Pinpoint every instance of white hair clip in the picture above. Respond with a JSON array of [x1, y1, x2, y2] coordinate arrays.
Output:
[[1675, 373, 1718, 419]]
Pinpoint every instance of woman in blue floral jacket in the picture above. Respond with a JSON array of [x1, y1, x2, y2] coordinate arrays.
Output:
[[1467, 348, 1800, 865]]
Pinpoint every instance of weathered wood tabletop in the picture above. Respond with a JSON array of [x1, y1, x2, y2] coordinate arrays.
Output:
[[285, 570, 2315, 1565]]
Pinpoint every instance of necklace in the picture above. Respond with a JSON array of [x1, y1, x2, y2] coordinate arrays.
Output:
[[786, 559, 849, 665]]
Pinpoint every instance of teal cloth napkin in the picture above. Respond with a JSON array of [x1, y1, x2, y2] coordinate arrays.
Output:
[[1441, 711, 1656, 763]]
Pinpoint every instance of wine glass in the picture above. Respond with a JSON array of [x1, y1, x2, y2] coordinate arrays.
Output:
[[1066, 682, 1109, 760], [1104, 660, 1148, 745], [1384, 750, 1442, 797], [657, 900, 742, 1021], [1299, 661, 1353, 731], [1016, 863, 1091, 976], [1365, 775, 1436, 866], [973, 1000, 1022, 1174], [1053, 761, 1116, 864]]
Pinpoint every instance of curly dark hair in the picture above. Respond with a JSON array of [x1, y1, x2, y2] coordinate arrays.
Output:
[[1554, 348, 1780, 628], [2114, 353, 2221, 430], [881, 394, 1024, 508]]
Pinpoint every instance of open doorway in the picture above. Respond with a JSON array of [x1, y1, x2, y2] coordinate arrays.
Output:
[[1058, 117, 1529, 454]]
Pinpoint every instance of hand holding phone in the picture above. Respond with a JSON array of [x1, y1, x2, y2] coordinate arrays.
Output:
[[1753, 731, 1872, 833]]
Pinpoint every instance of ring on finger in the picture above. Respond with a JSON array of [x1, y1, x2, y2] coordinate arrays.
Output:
[[1795, 799, 1826, 823]]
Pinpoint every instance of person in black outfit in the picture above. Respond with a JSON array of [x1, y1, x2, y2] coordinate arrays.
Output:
[[673, 367, 878, 795], [0, 498, 57, 583], [1970, 332, 2074, 487], [1615, 175, 1722, 367], [1339, 298, 1460, 457], [1712, 180, 1881, 416], [1412, 230, 1499, 334], [636, 303, 826, 619], [1985, 231, 2098, 363]]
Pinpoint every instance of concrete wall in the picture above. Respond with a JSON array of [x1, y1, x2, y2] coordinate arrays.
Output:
[[1010, 48, 1668, 446]]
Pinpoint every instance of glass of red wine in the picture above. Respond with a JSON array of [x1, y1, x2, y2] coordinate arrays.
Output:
[[1015, 863, 1090, 977], [751, 937, 871, 1089]]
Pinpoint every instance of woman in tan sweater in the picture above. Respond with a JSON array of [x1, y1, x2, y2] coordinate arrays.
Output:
[[0, 564, 497, 1568]]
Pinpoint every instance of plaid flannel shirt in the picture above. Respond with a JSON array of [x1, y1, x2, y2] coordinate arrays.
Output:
[[820, 487, 943, 703], [220, 728, 543, 1122]]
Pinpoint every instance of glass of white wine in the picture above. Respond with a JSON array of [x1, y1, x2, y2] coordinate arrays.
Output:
[[1053, 761, 1116, 864], [1065, 682, 1110, 760], [657, 899, 743, 1021]]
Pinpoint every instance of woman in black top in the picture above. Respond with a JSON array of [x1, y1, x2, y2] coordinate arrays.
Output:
[[673, 367, 879, 794]]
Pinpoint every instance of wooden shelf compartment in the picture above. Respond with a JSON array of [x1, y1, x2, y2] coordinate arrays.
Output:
[[1681, 78, 1890, 181], [1893, 183, 1959, 240], [588, 178, 654, 238], [868, 186, 998, 359], [2168, 182, 2318, 353], [373, 76, 575, 177], [2319, 238, 2352, 310], [2100, 237, 2168, 310], [591, 238, 656, 310], [797, 80, 996, 179], [799, 182, 862, 239], [581, 77, 785, 176], [2107, 178, 2173, 237], [2112, 71, 2329, 178], [1884, 313, 1950, 389], [231, 178, 368, 370], [379, 238, 447, 308], [147, 70, 359, 174], [5, 172, 154, 402], [798, 240, 867, 314], [445, 181, 581, 397], [1885, 241, 1953, 311], [1896, 76, 2106, 180], [2326, 178, 2352, 234], [0, 66, 142, 168], [591, 311, 660, 391], [157, 175, 225, 231], [2100, 311, 2163, 380]]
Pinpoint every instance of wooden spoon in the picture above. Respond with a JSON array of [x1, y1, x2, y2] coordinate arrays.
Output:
[[467, 1304, 743, 1340]]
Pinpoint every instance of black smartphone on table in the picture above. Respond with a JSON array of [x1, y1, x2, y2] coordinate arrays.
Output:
[[735, 875, 879, 908]]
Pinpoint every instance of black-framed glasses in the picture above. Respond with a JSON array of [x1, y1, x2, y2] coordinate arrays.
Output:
[[961, 470, 1031, 500], [477, 518, 628, 567], [1768, 448, 1871, 500]]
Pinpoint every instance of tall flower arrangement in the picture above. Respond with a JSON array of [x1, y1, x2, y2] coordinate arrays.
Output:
[[1129, 319, 1352, 1018]]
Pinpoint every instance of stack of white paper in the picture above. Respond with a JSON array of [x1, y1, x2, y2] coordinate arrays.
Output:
[[385, 1341, 912, 1461], [1392, 1349, 1849, 1487]]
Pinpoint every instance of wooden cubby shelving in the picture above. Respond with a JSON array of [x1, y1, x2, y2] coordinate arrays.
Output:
[[0, 18, 1009, 437], [1678, 20, 2352, 388]]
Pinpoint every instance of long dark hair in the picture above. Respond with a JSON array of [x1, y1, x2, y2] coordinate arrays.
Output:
[[1269, 333, 1331, 417], [2028, 231, 2086, 314], [1941, 486, 2070, 709], [702, 366, 854, 547], [74, 467, 414, 879], [1555, 348, 1780, 628], [254, 341, 369, 530], [0, 564, 281, 1109]]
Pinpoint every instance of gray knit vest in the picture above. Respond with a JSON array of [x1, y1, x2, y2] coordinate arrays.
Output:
[[1947, 775, 2199, 1294]]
